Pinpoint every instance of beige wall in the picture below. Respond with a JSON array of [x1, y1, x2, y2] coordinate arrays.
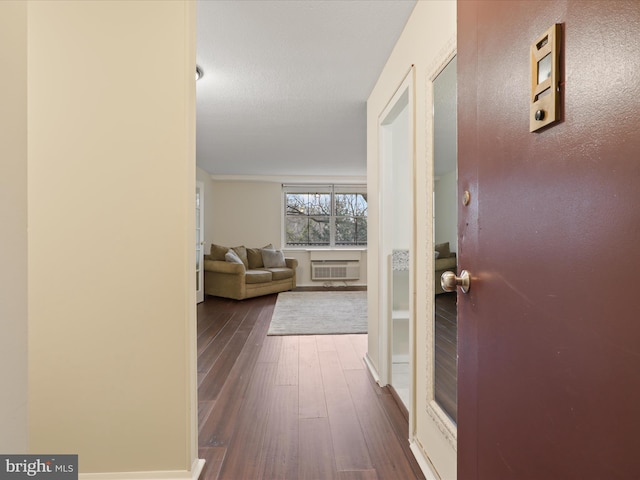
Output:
[[367, 0, 456, 478], [0, 0, 28, 454], [211, 180, 282, 249], [27, 1, 198, 475]]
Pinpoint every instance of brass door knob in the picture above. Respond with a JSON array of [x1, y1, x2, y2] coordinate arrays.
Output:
[[441, 270, 470, 293]]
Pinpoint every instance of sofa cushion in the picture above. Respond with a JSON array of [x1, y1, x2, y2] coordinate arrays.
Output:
[[204, 259, 244, 274], [266, 267, 294, 281], [231, 245, 249, 268], [262, 248, 286, 268], [247, 243, 273, 269], [435, 256, 456, 271], [210, 243, 229, 261], [247, 248, 263, 269], [435, 242, 451, 258], [245, 269, 273, 284], [225, 249, 244, 264]]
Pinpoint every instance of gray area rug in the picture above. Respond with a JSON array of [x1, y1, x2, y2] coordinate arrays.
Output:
[[268, 291, 367, 336]]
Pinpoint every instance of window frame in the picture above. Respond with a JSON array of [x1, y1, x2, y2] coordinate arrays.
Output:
[[282, 184, 367, 248]]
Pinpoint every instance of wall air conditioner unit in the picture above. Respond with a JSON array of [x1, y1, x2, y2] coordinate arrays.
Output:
[[311, 260, 360, 281]]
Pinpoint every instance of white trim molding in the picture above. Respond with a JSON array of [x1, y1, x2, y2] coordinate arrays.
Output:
[[410, 439, 441, 480], [79, 458, 205, 480], [364, 352, 381, 385], [210, 174, 366, 184]]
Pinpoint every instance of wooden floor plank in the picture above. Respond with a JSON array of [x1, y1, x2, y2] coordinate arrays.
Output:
[[298, 417, 338, 480], [257, 334, 282, 364], [376, 391, 426, 477], [316, 334, 337, 352], [198, 400, 215, 435], [344, 369, 426, 480], [199, 299, 274, 446], [337, 470, 379, 480], [334, 334, 365, 370], [348, 334, 368, 361], [319, 349, 373, 472], [275, 335, 299, 386], [197, 311, 233, 356], [197, 311, 256, 401], [197, 447, 226, 480], [197, 312, 245, 375], [216, 362, 277, 479], [299, 335, 328, 419], [259, 385, 299, 479]]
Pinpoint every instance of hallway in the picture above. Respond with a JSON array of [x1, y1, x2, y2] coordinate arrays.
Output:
[[197, 294, 424, 479]]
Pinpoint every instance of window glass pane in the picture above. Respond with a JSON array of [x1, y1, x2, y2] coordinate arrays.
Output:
[[286, 193, 308, 215], [335, 216, 367, 245], [335, 193, 367, 216], [335, 216, 356, 245], [308, 216, 330, 245], [308, 193, 331, 215], [285, 216, 330, 245], [356, 217, 367, 244], [286, 216, 308, 245]]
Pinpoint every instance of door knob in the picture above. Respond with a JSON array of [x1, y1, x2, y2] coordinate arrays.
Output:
[[441, 270, 470, 293]]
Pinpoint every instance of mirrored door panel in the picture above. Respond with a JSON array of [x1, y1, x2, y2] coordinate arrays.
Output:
[[433, 56, 457, 423]]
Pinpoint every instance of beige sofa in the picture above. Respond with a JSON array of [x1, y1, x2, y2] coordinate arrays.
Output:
[[435, 242, 457, 295], [204, 244, 297, 300]]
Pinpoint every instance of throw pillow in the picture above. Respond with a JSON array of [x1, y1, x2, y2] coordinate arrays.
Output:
[[262, 248, 286, 268], [247, 244, 273, 269], [225, 249, 244, 265], [210, 243, 229, 261], [435, 251, 440, 259], [231, 245, 249, 269], [435, 242, 451, 259]]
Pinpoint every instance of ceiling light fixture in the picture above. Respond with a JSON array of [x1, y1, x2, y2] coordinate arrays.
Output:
[[196, 65, 204, 81]]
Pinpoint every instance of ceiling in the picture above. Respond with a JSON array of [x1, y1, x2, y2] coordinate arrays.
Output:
[[195, 0, 417, 178]]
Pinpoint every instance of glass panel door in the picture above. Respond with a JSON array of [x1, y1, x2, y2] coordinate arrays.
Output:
[[196, 181, 204, 303]]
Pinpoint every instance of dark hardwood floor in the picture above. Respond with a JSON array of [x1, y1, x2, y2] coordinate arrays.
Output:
[[197, 293, 425, 480], [434, 292, 457, 423]]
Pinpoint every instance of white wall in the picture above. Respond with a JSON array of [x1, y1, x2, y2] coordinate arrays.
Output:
[[0, 0, 28, 454], [367, 1, 456, 478], [210, 178, 367, 286], [434, 170, 458, 253], [27, 1, 198, 475], [391, 102, 411, 250]]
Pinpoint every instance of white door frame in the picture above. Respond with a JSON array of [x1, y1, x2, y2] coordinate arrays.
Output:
[[196, 181, 205, 304], [410, 39, 458, 480], [377, 67, 416, 431]]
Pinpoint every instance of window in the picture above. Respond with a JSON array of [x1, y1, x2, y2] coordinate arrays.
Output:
[[284, 185, 367, 247]]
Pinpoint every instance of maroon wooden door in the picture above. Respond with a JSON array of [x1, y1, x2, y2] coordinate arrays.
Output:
[[457, 1, 640, 479]]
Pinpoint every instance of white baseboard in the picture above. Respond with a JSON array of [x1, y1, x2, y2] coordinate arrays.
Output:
[[364, 352, 381, 385], [79, 458, 205, 480], [192, 459, 205, 479], [409, 439, 441, 480]]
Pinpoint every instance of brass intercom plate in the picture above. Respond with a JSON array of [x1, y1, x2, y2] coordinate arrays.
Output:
[[530, 24, 560, 132]]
